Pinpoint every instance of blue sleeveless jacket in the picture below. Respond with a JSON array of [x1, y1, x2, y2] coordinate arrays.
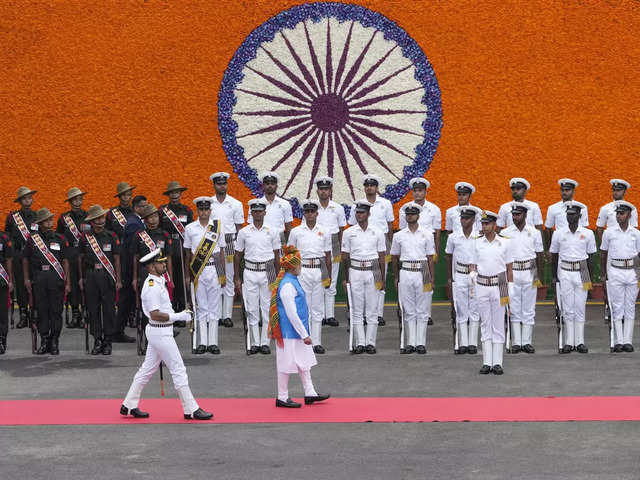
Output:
[[276, 273, 310, 339]]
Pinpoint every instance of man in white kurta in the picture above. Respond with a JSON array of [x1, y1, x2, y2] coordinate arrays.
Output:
[[596, 179, 638, 244], [183, 197, 226, 354], [496, 178, 543, 230], [121, 248, 212, 420], [209, 172, 244, 328], [600, 200, 640, 352], [445, 182, 482, 234], [288, 199, 332, 353]]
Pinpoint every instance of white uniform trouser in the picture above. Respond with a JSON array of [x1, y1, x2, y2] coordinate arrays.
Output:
[[607, 266, 638, 345], [510, 269, 537, 345], [300, 266, 325, 346], [220, 259, 235, 320], [399, 269, 431, 347], [453, 274, 480, 347], [277, 368, 317, 402], [559, 269, 588, 346], [242, 268, 270, 346], [349, 267, 378, 346], [123, 324, 199, 415], [323, 260, 340, 320], [195, 266, 221, 346], [477, 284, 505, 366]]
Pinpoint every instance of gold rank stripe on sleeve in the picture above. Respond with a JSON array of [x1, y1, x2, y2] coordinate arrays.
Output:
[[63, 214, 82, 243], [111, 208, 127, 229], [86, 234, 117, 283], [189, 220, 224, 288], [162, 206, 186, 239], [32, 233, 65, 280], [12, 212, 31, 242], [0, 262, 9, 286]]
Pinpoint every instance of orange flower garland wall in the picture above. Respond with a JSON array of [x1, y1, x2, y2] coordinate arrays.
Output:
[[0, 0, 638, 223]]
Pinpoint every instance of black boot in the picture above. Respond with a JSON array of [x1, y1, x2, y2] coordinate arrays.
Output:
[[91, 337, 104, 355], [16, 308, 28, 329], [72, 308, 82, 328], [0, 336, 6, 354], [50, 335, 60, 355], [36, 335, 51, 355], [102, 337, 112, 355]]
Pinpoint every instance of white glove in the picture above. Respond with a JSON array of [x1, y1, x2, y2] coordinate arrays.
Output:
[[469, 271, 478, 282], [170, 310, 192, 322]]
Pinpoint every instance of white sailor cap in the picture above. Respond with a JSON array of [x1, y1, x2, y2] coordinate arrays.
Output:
[[401, 201, 423, 214], [354, 200, 373, 212], [260, 171, 279, 183], [248, 198, 268, 210], [301, 198, 321, 210], [563, 200, 586, 212], [140, 248, 167, 265], [457, 205, 481, 217], [209, 172, 230, 183], [315, 176, 333, 188], [454, 182, 476, 194], [558, 178, 579, 188], [409, 177, 430, 189], [510, 201, 530, 213], [362, 174, 381, 186], [614, 200, 636, 212], [610, 178, 631, 190], [509, 177, 531, 190], [480, 210, 499, 223], [193, 196, 212, 208]]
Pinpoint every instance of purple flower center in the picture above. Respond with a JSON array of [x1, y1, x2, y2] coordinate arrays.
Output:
[[311, 93, 349, 132]]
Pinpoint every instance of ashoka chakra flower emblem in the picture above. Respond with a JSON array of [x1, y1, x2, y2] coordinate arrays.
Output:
[[219, 2, 442, 208]]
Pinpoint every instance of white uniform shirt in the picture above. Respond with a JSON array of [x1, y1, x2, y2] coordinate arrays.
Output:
[[502, 225, 544, 261], [316, 200, 347, 234], [549, 226, 597, 261], [600, 226, 640, 260], [341, 224, 386, 260], [390, 226, 435, 260], [183, 218, 227, 254], [288, 222, 331, 259], [141, 273, 174, 322], [247, 196, 293, 234], [472, 235, 513, 276], [497, 200, 543, 228], [596, 202, 639, 229], [210, 194, 244, 234], [398, 200, 442, 232], [445, 230, 478, 265], [235, 223, 280, 262], [445, 204, 482, 233], [545, 201, 589, 229], [348, 196, 394, 233]]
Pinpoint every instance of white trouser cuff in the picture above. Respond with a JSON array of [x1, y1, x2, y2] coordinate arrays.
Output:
[[459, 321, 469, 347], [469, 321, 479, 346], [575, 321, 585, 345], [311, 321, 322, 345], [522, 324, 533, 345], [260, 324, 270, 346], [416, 321, 427, 347], [406, 319, 417, 346], [614, 320, 624, 345], [366, 323, 378, 346], [511, 321, 522, 346], [356, 324, 365, 346], [492, 342, 504, 367], [564, 319, 575, 346], [177, 386, 199, 415], [222, 294, 234, 319], [377, 290, 385, 318], [623, 318, 634, 345], [250, 325, 260, 347], [324, 294, 335, 319], [207, 320, 218, 346], [298, 368, 317, 396], [482, 340, 493, 366], [277, 372, 289, 402], [123, 382, 144, 410]]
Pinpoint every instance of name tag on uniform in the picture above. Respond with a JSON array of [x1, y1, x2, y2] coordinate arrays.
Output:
[[103, 244, 112, 252], [157, 240, 165, 248], [31, 224, 39, 231], [50, 242, 60, 251], [179, 215, 187, 222]]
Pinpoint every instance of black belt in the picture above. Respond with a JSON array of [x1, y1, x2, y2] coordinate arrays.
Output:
[[148, 323, 173, 328]]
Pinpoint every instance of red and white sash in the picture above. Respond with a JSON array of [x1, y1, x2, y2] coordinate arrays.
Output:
[[63, 214, 82, 243], [12, 212, 30, 242], [32, 233, 65, 280], [111, 208, 127, 229], [0, 262, 9, 286], [86, 234, 117, 283], [162, 207, 185, 239]]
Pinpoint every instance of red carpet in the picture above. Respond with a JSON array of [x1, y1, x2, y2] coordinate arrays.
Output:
[[1, 396, 639, 425]]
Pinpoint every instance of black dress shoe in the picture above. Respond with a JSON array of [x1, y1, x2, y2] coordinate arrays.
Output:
[[613, 344, 623, 353], [402, 345, 415, 354], [218, 319, 224, 326], [623, 344, 634, 352], [195, 345, 206, 354], [174, 320, 186, 328], [415, 345, 426, 354], [326, 317, 339, 327], [120, 405, 149, 418], [91, 338, 104, 355], [377, 316, 385, 326], [313, 345, 325, 354], [304, 394, 330, 405], [522, 344, 535, 354], [353, 345, 365, 354], [207, 345, 220, 354], [510, 345, 521, 354], [321, 318, 327, 325], [185, 408, 213, 420], [0, 336, 6, 355], [260, 345, 271, 354], [16, 309, 28, 329], [576, 344, 588, 354], [223, 318, 233, 328], [102, 341, 112, 355], [275, 398, 301, 408], [172, 329, 180, 338], [50, 336, 60, 355], [457, 346, 468, 354], [427, 317, 434, 325], [492, 365, 504, 375], [36, 336, 51, 355], [561, 344, 573, 354], [479, 364, 492, 374], [365, 344, 376, 354], [467, 345, 478, 354], [249, 345, 260, 355], [112, 332, 136, 343]]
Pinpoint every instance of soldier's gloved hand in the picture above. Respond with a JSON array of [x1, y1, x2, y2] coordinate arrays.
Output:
[[169, 310, 192, 322], [469, 271, 478, 283]]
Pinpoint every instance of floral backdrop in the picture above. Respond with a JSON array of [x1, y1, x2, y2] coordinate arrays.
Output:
[[0, 0, 638, 225]]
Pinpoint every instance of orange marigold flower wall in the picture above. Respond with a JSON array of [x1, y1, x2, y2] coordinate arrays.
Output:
[[0, 1, 638, 224]]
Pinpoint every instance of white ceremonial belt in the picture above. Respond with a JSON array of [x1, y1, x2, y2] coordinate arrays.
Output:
[[245, 260, 269, 271], [611, 258, 635, 269], [148, 322, 173, 328], [350, 259, 376, 271], [455, 262, 471, 274], [477, 274, 499, 286], [513, 259, 535, 271], [302, 258, 323, 268], [560, 260, 581, 272]]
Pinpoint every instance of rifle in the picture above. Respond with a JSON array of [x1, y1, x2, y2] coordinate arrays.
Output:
[[81, 290, 89, 354], [554, 281, 564, 353], [190, 281, 198, 354], [604, 280, 614, 352], [135, 305, 144, 356], [64, 300, 71, 327], [240, 293, 250, 355], [397, 284, 405, 354], [346, 282, 354, 353], [28, 287, 37, 354], [10, 293, 15, 329], [451, 281, 458, 354], [159, 362, 165, 397], [505, 303, 511, 354]]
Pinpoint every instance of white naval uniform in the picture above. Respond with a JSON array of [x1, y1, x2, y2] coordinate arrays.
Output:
[[545, 201, 589, 230], [398, 200, 441, 232], [445, 204, 482, 233], [502, 224, 544, 346], [342, 224, 386, 347], [390, 226, 435, 347], [445, 229, 480, 348], [248, 195, 293, 247], [601, 225, 640, 346], [183, 218, 226, 347], [276, 281, 318, 402], [472, 234, 513, 367], [211, 194, 244, 321], [348, 195, 394, 319], [549, 227, 597, 347], [497, 200, 543, 228], [317, 200, 347, 321], [235, 223, 280, 346], [123, 274, 199, 415], [596, 202, 639, 229], [288, 222, 331, 347]]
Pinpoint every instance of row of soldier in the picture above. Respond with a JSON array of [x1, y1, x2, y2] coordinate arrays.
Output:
[[0, 174, 637, 375]]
